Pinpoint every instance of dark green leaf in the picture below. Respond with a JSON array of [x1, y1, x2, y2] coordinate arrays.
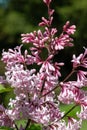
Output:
[[0, 126, 13, 130], [27, 123, 42, 130]]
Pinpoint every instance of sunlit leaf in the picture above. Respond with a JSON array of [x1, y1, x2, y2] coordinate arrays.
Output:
[[0, 84, 12, 93]]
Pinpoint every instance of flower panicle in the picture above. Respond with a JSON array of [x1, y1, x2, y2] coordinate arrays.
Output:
[[0, 0, 87, 130]]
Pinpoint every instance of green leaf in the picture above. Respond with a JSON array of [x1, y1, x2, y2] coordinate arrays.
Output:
[[27, 124, 42, 130], [0, 84, 12, 93], [81, 120, 87, 130], [59, 103, 80, 119], [0, 126, 13, 130], [15, 119, 26, 128]]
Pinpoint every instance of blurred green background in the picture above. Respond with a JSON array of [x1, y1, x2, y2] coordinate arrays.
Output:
[[0, 0, 87, 129]]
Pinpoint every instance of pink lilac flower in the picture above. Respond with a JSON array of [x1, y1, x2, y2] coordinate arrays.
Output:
[[36, 71, 58, 96], [0, 105, 13, 127], [77, 105, 87, 120], [39, 17, 52, 27], [77, 99, 87, 120], [21, 30, 49, 48], [7, 94, 62, 126], [2, 45, 25, 65], [50, 33, 74, 52], [63, 21, 76, 35], [72, 47, 87, 68], [0, 0, 87, 129], [43, 118, 82, 130], [77, 70, 87, 86], [5, 64, 38, 96], [43, 0, 52, 5], [39, 55, 54, 73], [58, 82, 80, 104], [73, 89, 87, 119], [29, 101, 63, 126], [66, 117, 82, 130], [72, 54, 83, 68]]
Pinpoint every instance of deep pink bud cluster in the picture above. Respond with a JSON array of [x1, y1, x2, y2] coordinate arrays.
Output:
[[63, 21, 76, 35], [0, 0, 87, 130]]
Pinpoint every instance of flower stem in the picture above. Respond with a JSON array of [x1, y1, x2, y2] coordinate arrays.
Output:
[[41, 84, 60, 98], [41, 69, 75, 98], [24, 119, 31, 130], [62, 69, 75, 82], [14, 123, 19, 130], [60, 104, 77, 120]]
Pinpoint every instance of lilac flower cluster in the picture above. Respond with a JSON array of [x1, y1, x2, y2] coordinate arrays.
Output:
[[0, 0, 87, 130]]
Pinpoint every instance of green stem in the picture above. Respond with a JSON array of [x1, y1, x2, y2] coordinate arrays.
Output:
[[14, 123, 19, 130], [24, 119, 31, 130]]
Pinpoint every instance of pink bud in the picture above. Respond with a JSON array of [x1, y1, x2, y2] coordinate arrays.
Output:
[[43, 0, 52, 5]]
